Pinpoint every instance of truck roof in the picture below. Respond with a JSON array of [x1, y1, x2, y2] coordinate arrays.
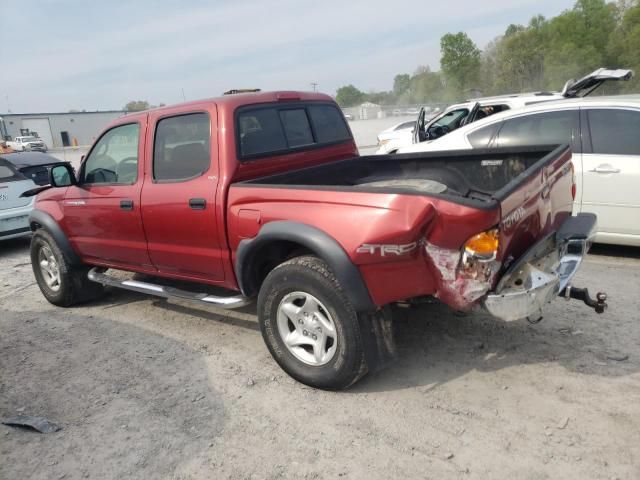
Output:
[[122, 91, 335, 121]]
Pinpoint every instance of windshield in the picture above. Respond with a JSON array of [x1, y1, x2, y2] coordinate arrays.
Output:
[[432, 109, 469, 128], [21, 136, 38, 142]]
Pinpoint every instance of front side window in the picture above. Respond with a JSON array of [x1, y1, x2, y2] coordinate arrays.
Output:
[[153, 113, 211, 182], [83, 123, 140, 184], [497, 110, 579, 151], [587, 109, 640, 155]]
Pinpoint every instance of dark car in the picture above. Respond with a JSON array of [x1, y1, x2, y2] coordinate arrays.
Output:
[[0, 152, 72, 186]]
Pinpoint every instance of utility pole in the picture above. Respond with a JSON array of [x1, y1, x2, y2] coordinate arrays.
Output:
[[181, 88, 186, 102], [310, 82, 318, 92]]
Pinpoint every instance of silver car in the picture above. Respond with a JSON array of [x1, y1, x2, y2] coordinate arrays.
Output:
[[0, 157, 36, 240]]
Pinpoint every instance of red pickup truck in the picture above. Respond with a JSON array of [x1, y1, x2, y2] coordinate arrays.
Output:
[[27, 91, 606, 389]]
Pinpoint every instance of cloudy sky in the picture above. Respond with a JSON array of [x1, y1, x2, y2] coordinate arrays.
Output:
[[2, 0, 575, 113]]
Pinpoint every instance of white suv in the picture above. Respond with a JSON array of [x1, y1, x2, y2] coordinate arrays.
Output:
[[397, 94, 640, 247], [378, 68, 633, 154]]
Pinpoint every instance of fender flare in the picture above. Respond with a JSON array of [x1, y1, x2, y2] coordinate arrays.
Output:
[[235, 221, 375, 312], [29, 209, 81, 265]]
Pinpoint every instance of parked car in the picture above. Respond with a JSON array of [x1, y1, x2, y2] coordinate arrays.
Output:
[[343, 112, 354, 120], [6, 136, 48, 152], [397, 95, 640, 247], [405, 107, 420, 116], [26, 91, 606, 390], [376, 120, 416, 147], [0, 152, 72, 186], [377, 68, 633, 154], [0, 157, 36, 241]]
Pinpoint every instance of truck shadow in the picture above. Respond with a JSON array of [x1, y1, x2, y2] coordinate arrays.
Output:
[[353, 301, 638, 393]]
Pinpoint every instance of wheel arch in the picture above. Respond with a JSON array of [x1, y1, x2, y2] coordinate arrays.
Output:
[[235, 221, 375, 312], [29, 209, 81, 265]]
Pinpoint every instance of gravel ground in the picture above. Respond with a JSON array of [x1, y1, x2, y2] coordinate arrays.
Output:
[[1, 236, 639, 479]]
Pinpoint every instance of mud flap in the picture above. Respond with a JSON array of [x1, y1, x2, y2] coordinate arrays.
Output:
[[358, 306, 397, 374]]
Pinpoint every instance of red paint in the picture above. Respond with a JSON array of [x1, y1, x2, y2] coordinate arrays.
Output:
[[33, 91, 575, 311]]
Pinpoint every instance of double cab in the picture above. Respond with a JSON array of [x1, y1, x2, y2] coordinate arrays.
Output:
[[27, 91, 606, 389]]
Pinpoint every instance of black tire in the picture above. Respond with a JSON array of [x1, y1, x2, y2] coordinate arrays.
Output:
[[31, 229, 104, 307], [257, 255, 368, 390]]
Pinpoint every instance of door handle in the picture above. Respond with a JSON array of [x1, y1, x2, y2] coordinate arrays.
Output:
[[189, 198, 206, 210], [589, 166, 621, 174], [120, 199, 134, 210]]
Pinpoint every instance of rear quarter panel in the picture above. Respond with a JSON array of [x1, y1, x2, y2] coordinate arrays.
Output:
[[227, 185, 500, 306]]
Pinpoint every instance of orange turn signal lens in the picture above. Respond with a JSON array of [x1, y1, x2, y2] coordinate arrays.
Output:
[[463, 228, 499, 260]]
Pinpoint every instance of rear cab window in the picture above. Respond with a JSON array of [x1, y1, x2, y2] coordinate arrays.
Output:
[[236, 102, 352, 159]]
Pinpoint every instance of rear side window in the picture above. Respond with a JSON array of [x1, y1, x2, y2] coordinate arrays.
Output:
[[154, 113, 211, 182], [0, 159, 24, 182], [587, 109, 640, 155], [497, 110, 579, 151], [467, 122, 501, 148], [237, 103, 351, 159]]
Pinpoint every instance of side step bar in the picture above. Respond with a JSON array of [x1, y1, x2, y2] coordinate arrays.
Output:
[[87, 267, 251, 309]]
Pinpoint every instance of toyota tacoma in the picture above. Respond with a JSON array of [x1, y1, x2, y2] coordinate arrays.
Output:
[[25, 91, 607, 389]]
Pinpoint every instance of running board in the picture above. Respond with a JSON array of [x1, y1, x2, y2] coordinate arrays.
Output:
[[87, 268, 250, 309]]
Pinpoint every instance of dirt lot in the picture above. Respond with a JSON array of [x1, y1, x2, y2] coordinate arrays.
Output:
[[1, 237, 639, 479]]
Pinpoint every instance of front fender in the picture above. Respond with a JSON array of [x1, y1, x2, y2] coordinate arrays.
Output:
[[29, 209, 81, 265]]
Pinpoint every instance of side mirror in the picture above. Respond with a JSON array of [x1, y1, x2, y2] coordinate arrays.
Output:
[[49, 164, 77, 187]]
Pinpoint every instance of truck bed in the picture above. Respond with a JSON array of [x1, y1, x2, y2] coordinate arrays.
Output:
[[239, 145, 568, 207]]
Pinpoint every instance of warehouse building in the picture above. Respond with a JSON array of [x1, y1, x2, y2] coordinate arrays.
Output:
[[0, 110, 126, 149]]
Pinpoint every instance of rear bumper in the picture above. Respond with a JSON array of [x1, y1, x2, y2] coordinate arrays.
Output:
[[483, 213, 597, 321]]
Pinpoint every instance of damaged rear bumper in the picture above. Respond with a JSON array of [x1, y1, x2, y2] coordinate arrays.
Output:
[[483, 213, 605, 322]]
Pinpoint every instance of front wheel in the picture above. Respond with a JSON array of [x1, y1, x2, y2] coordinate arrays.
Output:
[[257, 256, 368, 390], [31, 230, 104, 306]]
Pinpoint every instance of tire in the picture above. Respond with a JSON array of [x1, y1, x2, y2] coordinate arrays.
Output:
[[257, 255, 368, 390], [31, 229, 104, 307]]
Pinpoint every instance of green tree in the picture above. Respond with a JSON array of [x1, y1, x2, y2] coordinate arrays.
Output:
[[335, 85, 366, 107], [124, 100, 151, 112], [440, 32, 481, 96], [393, 74, 411, 97]]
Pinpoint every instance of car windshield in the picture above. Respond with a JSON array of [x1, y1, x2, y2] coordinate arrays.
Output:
[[432, 109, 469, 128], [21, 136, 37, 142]]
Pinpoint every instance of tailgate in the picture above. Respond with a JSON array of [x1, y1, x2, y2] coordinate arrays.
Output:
[[493, 145, 575, 270]]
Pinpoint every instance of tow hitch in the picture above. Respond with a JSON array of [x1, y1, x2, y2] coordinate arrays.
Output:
[[560, 286, 608, 314]]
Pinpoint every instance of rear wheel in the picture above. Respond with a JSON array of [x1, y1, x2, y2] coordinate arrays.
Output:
[[257, 256, 368, 390], [31, 230, 104, 306]]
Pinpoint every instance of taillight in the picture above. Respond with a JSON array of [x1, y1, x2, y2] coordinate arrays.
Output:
[[570, 161, 576, 200], [463, 228, 500, 261]]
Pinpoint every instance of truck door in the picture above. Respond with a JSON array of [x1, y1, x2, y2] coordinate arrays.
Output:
[[62, 120, 152, 268], [140, 109, 224, 281]]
